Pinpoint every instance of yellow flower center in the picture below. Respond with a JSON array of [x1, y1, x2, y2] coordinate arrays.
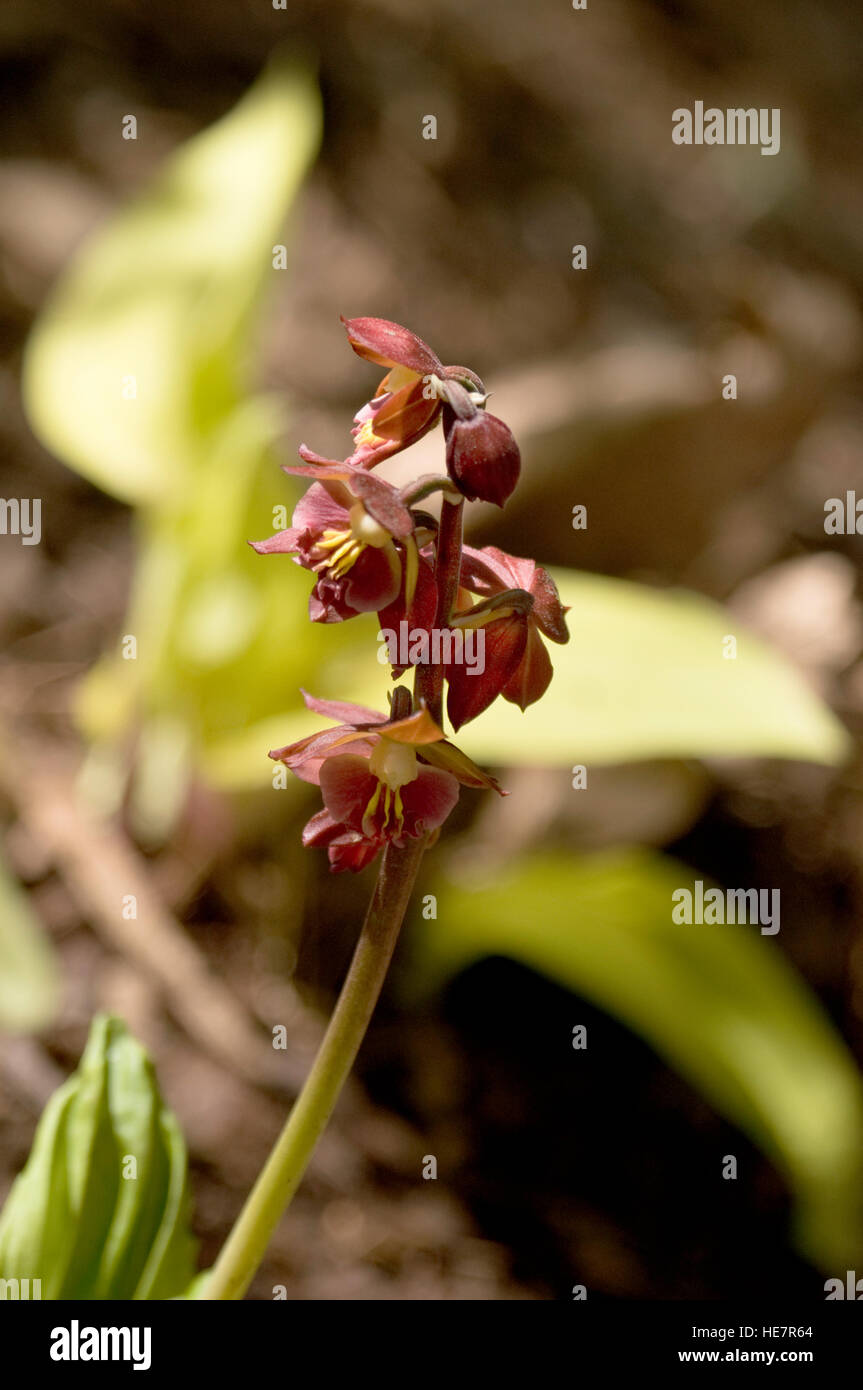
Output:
[[355, 418, 387, 451], [315, 502, 391, 578], [362, 738, 419, 839], [369, 737, 418, 788], [361, 781, 404, 838]]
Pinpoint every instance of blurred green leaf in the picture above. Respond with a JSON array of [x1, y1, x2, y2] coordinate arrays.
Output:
[[20, 60, 337, 822], [0, 855, 59, 1034], [459, 569, 850, 767], [0, 1014, 196, 1299], [22, 59, 321, 505], [173, 1269, 212, 1300], [416, 849, 863, 1270]]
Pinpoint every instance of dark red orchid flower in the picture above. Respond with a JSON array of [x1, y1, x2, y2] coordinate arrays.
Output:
[[337, 318, 520, 506], [271, 692, 503, 872], [250, 457, 434, 625], [461, 546, 569, 641], [444, 545, 570, 728], [342, 316, 447, 468]]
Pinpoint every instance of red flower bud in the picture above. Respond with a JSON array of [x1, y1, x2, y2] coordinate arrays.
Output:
[[444, 407, 521, 507]]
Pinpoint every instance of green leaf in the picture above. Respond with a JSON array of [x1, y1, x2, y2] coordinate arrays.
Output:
[[417, 850, 863, 1270], [458, 569, 850, 767], [19, 59, 331, 820], [22, 59, 322, 506], [173, 1269, 212, 1300], [0, 855, 59, 1033], [0, 1014, 197, 1299]]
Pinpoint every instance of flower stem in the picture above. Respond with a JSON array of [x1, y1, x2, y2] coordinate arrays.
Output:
[[416, 494, 463, 725], [203, 835, 426, 1300]]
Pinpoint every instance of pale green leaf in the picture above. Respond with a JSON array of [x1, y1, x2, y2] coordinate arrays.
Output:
[[0, 1014, 197, 1299], [20, 59, 327, 824], [173, 1268, 212, 1300], [22, 59, 322, 505], [0, 856, 59, 1034]]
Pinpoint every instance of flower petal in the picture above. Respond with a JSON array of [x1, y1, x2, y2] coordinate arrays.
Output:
[[460, 544, 535, 594], [341, 315, 442, 376], [368, 379, 440, 446], [379, 704, 446, 746], [319, 755, 378, 827], [269, 725, 378, 780], [302, 807, 344, 847], [301, 691, 388, 725], [446, 613, 527, 729], [248, 528, 301, 555], [292, 482, 350, 535], [401, 767, 460, 833], [309, 579, 361, 624], [349, 471, 415, 539], [297, 443, 340, 465], [343, 544, 402, 612], [502, 626, 554, 710], [418, 740, 506, 794], [284, 459, 356, 481], [327, 833, 383, 873], [529, 565, 570, 644]]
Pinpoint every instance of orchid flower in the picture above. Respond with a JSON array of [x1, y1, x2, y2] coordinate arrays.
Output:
[[270, 691, 502, 872]]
